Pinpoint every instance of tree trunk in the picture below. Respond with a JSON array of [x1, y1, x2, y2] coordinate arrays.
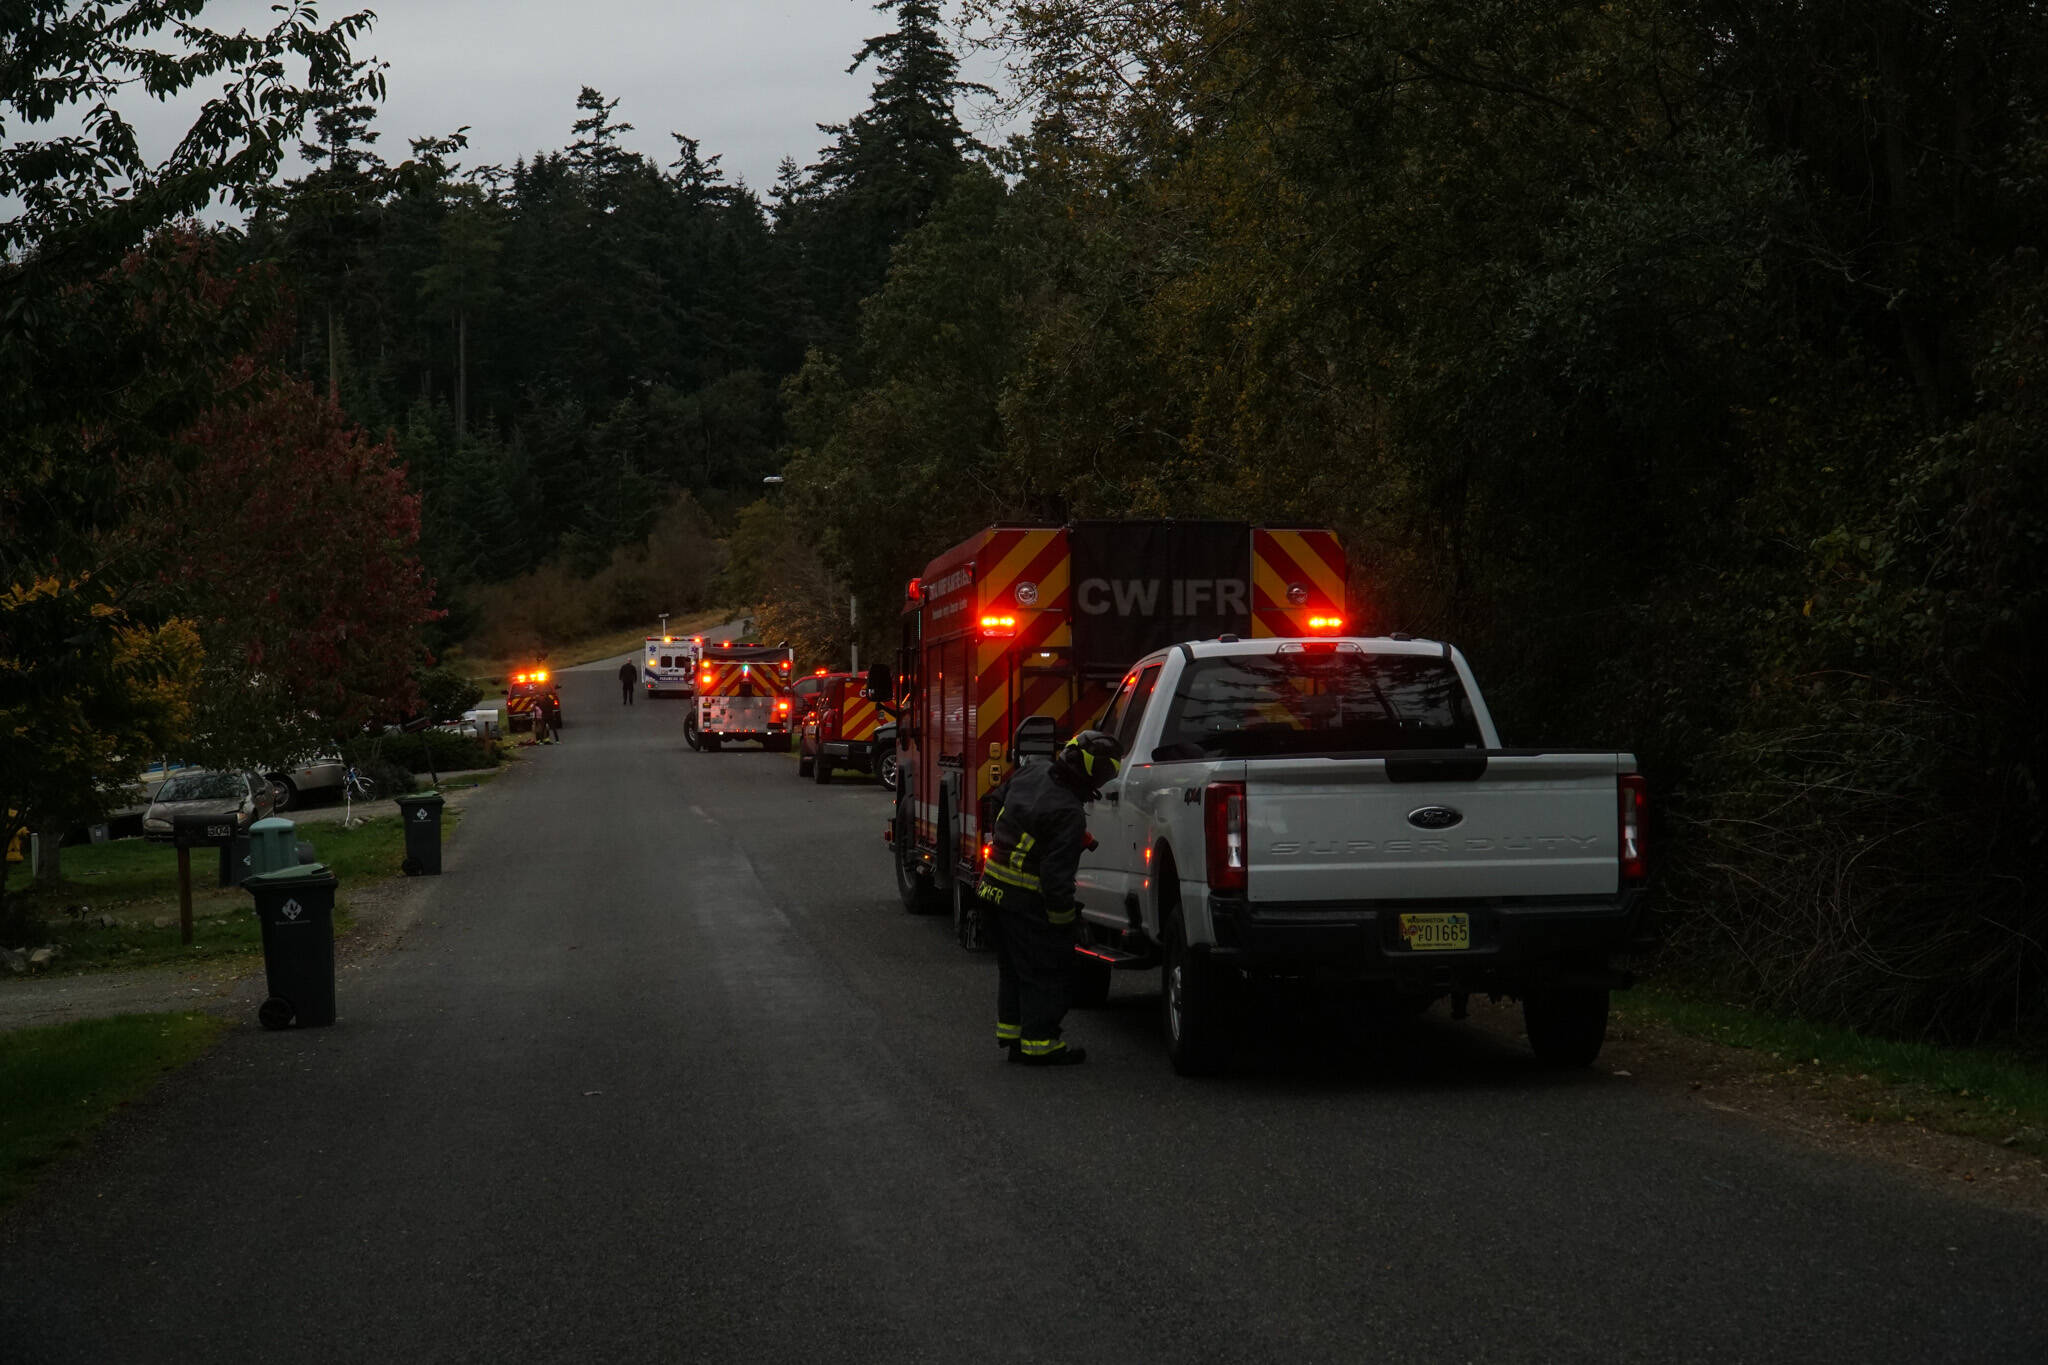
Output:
[[327, 305, 340, 403]]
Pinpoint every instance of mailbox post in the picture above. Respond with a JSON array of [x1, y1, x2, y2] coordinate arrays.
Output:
[[171, 811, 239, 945]]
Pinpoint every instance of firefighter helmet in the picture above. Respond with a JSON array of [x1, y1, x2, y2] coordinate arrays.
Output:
[[1054, 730, 1124, 796]]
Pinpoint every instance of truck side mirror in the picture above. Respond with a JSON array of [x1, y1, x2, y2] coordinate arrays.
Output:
[[862, 662, 891, 701]]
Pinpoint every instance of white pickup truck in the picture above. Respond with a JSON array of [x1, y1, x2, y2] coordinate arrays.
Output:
[[1068, 634, 1649, 1075]]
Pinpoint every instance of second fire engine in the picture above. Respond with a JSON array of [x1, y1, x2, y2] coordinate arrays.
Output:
[[686, 642, 796, 751]]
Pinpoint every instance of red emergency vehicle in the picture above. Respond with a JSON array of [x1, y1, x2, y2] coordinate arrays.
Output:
[[685, 643, 795, 751], [504, 665, 561, 734], [796, 671, 887, 784], [882, 521, 1347, 949]]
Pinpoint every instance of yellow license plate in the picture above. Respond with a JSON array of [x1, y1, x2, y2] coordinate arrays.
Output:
[[1399, 913, 1470, 951]]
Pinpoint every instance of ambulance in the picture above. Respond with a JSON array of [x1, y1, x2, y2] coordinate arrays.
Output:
[[686, 643, 795, 751], [795, 671, 888, 784], [881, 521, 1346, 950], [642, 635, 701, 698]]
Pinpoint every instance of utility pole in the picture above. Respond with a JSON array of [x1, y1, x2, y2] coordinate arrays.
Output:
[[850, 594, 859, 673]]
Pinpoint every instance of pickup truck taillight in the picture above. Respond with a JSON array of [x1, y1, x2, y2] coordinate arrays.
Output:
[[1619, 774, 1648, 882], [1204, 781, 1247, 893]]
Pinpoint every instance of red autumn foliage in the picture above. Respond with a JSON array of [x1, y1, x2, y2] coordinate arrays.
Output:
[[170, 374, 440, 732]]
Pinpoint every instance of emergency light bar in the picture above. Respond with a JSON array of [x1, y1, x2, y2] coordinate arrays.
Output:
[[1307, 616, 1345, 632], [979, 614, 1018, 637]]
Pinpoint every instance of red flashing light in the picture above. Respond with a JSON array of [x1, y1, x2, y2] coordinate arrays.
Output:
[[979, 614, 1018, 637], [776, 699, 791, 713], [1204, 781, 1248, 893], [1307, 615, 1344, 632], [778, 659, 791, 671], [699, 671, 714, 687], [980, 840, 992, 866], [1619, 774, 1648, 882], [692, 636, 703, 644], [534, 670, 548, 682], [907, 578, 923, 602], [813, 667, 828, 676]]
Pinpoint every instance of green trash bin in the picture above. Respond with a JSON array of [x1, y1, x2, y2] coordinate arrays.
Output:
[[245, 863, 338, 1029], [248, 818, 298, 877], [394, 791, 445, 875]]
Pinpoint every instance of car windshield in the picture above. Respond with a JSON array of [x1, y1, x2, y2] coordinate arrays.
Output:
[[156, 773, 246, 801], [1153, 651, 1483, 759]]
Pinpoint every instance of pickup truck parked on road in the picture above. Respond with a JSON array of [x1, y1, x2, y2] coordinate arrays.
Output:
[[1068, 634, 1649, 1075]]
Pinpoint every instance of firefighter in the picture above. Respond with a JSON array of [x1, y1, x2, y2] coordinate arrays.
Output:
[[977, 730, 1124, 1067], [617, 659, 636, 705], [537, 690, 561, 744]]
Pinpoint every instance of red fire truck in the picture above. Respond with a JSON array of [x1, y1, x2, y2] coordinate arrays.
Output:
[[796, 671, 887, 784], [881, 521, 1347, 950], [685, 643, 795, 751]]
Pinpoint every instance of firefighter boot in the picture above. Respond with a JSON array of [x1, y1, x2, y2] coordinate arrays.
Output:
[[1009, 1041, 1087, 1067]]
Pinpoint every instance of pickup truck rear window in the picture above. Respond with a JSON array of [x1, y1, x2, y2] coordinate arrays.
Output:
[[1153, 653, 1482, 759]]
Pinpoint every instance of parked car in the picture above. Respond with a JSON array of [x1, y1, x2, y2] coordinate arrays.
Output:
[[264, 758, 345, 811], [142, 770, 277, 841]]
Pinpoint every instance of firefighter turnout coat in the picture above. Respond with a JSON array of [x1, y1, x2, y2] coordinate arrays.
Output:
[[977, 760, 1090, 1054]]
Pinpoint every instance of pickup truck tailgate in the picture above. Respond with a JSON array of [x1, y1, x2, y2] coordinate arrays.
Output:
[[1244, 753, 1633, 903]]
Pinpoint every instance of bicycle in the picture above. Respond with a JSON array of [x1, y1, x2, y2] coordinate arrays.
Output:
[[341, 765, 376, 828]]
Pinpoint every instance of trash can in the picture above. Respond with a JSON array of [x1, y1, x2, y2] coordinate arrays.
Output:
[[217, 832, 253, 888], [245, 863, 338, 1029], [248, 818, 298, 877], [394, 791, 445, 875]]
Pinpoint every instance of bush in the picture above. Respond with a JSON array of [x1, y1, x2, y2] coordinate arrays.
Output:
[[393, 729, 499, 774], [417, 664, 484, 722]]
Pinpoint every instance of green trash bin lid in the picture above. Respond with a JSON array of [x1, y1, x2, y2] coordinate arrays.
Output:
[[244, 862, 333, 887], [250, 817, 295, 834]]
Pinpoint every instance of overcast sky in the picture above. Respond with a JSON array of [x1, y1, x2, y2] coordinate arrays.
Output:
[[125, 0, 1017, 196]]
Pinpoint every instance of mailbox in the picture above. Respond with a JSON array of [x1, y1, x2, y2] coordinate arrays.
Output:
[[172, 811, 239, 850]]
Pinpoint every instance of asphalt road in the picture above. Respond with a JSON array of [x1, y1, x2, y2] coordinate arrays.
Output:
[[6, 668, 2046, 1363]]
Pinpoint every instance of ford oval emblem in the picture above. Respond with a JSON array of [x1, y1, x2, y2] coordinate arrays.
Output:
[[1407, 806, 1463, 830]]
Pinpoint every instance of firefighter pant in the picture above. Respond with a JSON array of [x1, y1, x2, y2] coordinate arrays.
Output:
[[979, 879, 1072, 1054], [620, 679, 634, 705]]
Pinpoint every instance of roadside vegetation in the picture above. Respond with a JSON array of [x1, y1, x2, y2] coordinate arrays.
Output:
[[1622, 988, 2048, 1161], [1, 812, 447, 975], [0, 1013, 228, 1210]]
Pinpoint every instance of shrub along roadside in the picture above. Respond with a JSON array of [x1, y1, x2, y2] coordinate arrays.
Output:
[[0, 1012, 228, 1209]]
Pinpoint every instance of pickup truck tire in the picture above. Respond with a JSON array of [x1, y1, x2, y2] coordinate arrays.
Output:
[[813, 748, 832, 784], [875, 747, 899, 791], [1163, 910, 1229, 1076], [1067, 951, 1112, 1009], [683, 713, 702, 751], [797, 744, 814, 777], [1523, 987, 1610, 1067]]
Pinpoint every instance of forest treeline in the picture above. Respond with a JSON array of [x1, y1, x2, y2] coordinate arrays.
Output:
[[6, 2, 2043, 1043]]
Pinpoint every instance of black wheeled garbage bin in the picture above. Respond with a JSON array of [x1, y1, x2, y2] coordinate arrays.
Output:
[[245, 863, 338, 1029], [394, 791, 445, 875], [217, 832, 252, 888]]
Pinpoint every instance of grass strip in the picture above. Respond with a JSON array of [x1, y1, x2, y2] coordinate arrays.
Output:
[[1629, 983, 2048, 1156], [3, 808, 455, 974], [0, 1011, 227, 1208]]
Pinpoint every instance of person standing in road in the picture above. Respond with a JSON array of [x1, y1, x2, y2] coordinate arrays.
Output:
[[537, 690, 561, 744], [975, 730, 1124, 1067], [618, 659, 637, 705]]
